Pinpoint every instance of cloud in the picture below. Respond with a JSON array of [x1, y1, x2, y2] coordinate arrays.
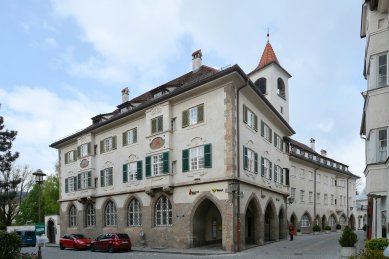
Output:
[[318, 120, 335, 133], [0, 86, 112, 174], [45, 37, 58, 48]]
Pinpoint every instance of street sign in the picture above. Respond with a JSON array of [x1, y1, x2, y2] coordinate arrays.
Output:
[[35, 223, 45, 236]]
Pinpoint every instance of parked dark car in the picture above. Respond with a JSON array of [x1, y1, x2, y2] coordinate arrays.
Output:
[[60, 234, 92, 250], [16, 230, 36, 247], [90, 233, 131, 253]]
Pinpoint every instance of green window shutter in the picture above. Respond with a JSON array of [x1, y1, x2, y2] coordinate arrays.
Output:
[[123, 132, 128, 146], [65, 178, 69, 193], [274, 164, 277, 182], [261, 157, 265, 176], [158, 116, 163, 132], [112, 136, 117, 150], [109, 168, 113, 185], [145, 156, 151, 177], [269, 128, 273, 143], [133, 128, 137, 143], [281, 167, 284, 184], [100, 140, 104, 154], [65, 153, 69, 164], [182, 149, 189, 172], [100, 170, 105, 187], [243, 105, 247, 124], [151, 118, 157, 134], [77, 174, 81, 189], [243, 146, 248, 170], [285, 169, 289, 186], [281, 140, 284, 152], [87, 142, 91, 155], [77, 146, 81, 159], [123, 164, 128, 183], [254, 114, 258, 132], [274, 133, 278, 147], [204, 144, 212, 168], [74, 176, 78, 191], [182, 110, 189, 128], [136, 161, 143, 180], [87, 171, 92, 187], [163, 152, 169, 173], [269, 161, 273, 180], [261, 121, 264, 137], [73, 150, 77, 160], [197, 104, 204, 123], [254, 152, 258, 173]]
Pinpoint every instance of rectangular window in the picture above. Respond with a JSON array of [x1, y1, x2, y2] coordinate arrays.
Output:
[[317, 193, 321, 204], [123, 161, 142, 182], [243, 105, 258, 131], [300, 190, 305, 203], [66, 176, 77, 192], [128, 162, 137, 181], [317, 173, 321, 183], [299, 168, 305, 179], [324, 194, 328, 205], [78, 143, 90, 158], [79, 171, 91, 189], [182, 144, 212, 172], [290, 188, 296, 199], [309, 191, 313, 203], [101, 167, 113, 187], [274, 165, 282, 184], [190, 146, 204, 171], [261, 157, 272, 179], [308, 171, 313, 181], [274, 133, 283, 151], [151, 116, 163, 134], [244, 147, 258, 173], [100, 136, 117, 153], [182, 104, 204, 128], [261, 121, 272, 143], [123, 128, 137, 146], [65, 150, 76, 164], [331, 194, 334, 205], [152, 153, 164, 176], [378, 128, 388, 162], [378, 53, 388, 88]]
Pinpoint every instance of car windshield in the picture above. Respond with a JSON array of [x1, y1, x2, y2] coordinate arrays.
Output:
[[116, 234, 129, 239], [73, 234, 86, 239], [25, 232, 35, 237]]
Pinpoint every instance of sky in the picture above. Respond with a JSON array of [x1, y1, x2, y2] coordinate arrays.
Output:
[[0, 0, 366, 187]]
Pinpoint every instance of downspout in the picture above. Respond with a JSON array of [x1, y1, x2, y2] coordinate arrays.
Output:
[[236, 78, 249, 252], [346, 176, 351, 225], [314, 165, 321, 226]]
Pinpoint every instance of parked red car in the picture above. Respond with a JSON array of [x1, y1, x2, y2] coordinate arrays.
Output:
[[90, 233, 131, 253], [59, 234, 92, 250]]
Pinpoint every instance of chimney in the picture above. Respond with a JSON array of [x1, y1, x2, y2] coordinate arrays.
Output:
[[310, 138, 315, 151], [320, 149, 327, 157], [192, 49, 202, 71], [121, 87, 129, 103]]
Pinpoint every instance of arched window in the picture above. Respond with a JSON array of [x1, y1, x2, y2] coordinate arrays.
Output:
[[69, 205, 77, 227], [128, 199, 142, 226], [86, 203, 96, 227], [300, 214, 310, 227], [339, 215, 347, 225], [329, 215, 336, 226], [104, 201, 117, 226], [277, 78, 286, 98], [155, 196, 172, 226], [255, 77, 267, 95]]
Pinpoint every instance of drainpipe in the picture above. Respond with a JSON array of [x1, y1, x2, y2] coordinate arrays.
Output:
[[314, 165, 320, 226], [346, 176, 351, 225], [236, 78, 249, 252]]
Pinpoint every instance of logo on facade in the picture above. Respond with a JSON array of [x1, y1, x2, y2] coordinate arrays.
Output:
[[189, 189, 199, 195], [211, 188, 223, 193], [80, 159, 89, 169], [150, 137, 165, 150]]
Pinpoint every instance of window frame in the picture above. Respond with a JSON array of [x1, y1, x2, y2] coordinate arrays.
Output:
[[377, 127, 388, 162], [151, 116, 163, 134], [101, 167, 113, 187], [377, 52, 388, 88], [128, 199, 142, 226], [104, 201, 117, 227], [243, 105, 258, 131], [85, 203, 96, 227], [301, 214, 310, 227], [155, 196, 172, 227], [69, 205, 77, 227], [65, 150, 76, 164], [261, 121, 272, 143], [123, 127, 138, 146]]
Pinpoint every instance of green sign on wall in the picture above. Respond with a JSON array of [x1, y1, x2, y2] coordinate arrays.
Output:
[[35, 223, 45, 236]]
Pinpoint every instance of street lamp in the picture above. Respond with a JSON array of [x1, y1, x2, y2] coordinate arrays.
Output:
[[32, 169, 46, 223], [32, 169, 46, 259]]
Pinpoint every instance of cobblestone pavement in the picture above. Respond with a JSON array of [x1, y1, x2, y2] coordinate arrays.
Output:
[[20, 230, 367, 259]]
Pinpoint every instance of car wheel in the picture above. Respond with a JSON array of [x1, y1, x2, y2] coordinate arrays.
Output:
[[90, 244, 96, 252], [73, 244, 79, 251], [108, 245, 115, 253], [60, 243, 64, 250]]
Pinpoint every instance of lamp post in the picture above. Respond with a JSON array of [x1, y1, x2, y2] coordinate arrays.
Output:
[[32, 169, 46, 259]]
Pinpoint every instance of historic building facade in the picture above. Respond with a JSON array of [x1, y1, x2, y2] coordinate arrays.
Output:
[[51, 40, 358, 251], [360, 0, 389, 239]]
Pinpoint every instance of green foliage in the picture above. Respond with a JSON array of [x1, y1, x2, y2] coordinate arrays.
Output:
[[313, 225, 321, 232], [0, 231, 21, 259], [365, 238, 389, 250], [16, 175, 59, 224], [18, 253, 38, 259], [325, 225, 331, 231], [336, 224, 342, 230], [356, 248, 387, 259], [338, 226, 357, 247]]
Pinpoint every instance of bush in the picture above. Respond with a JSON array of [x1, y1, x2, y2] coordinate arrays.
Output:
[[313, 225, 321, 232], [336, 224, 342, 230], [325, 225, 331, 231], [0, 231, 21, 259], [356, 248, 386, 259], [339, 226, 357, 247], [365, 238, 389, 250], [18, 253, 38, 259]]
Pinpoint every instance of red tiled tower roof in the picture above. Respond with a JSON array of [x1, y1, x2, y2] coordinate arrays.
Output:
[[256, 41, 279, 70]]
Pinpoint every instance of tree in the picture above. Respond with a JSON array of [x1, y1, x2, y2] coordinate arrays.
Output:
[[16, 175, 59, 225], [0, 115, 20, 229]]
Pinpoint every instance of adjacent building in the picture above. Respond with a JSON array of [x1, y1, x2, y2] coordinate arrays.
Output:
[[51, 39, 358, 251], [360, 0, 389, 239]]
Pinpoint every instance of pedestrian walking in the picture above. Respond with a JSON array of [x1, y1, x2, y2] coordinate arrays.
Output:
[[289, 224, 295, 241]]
